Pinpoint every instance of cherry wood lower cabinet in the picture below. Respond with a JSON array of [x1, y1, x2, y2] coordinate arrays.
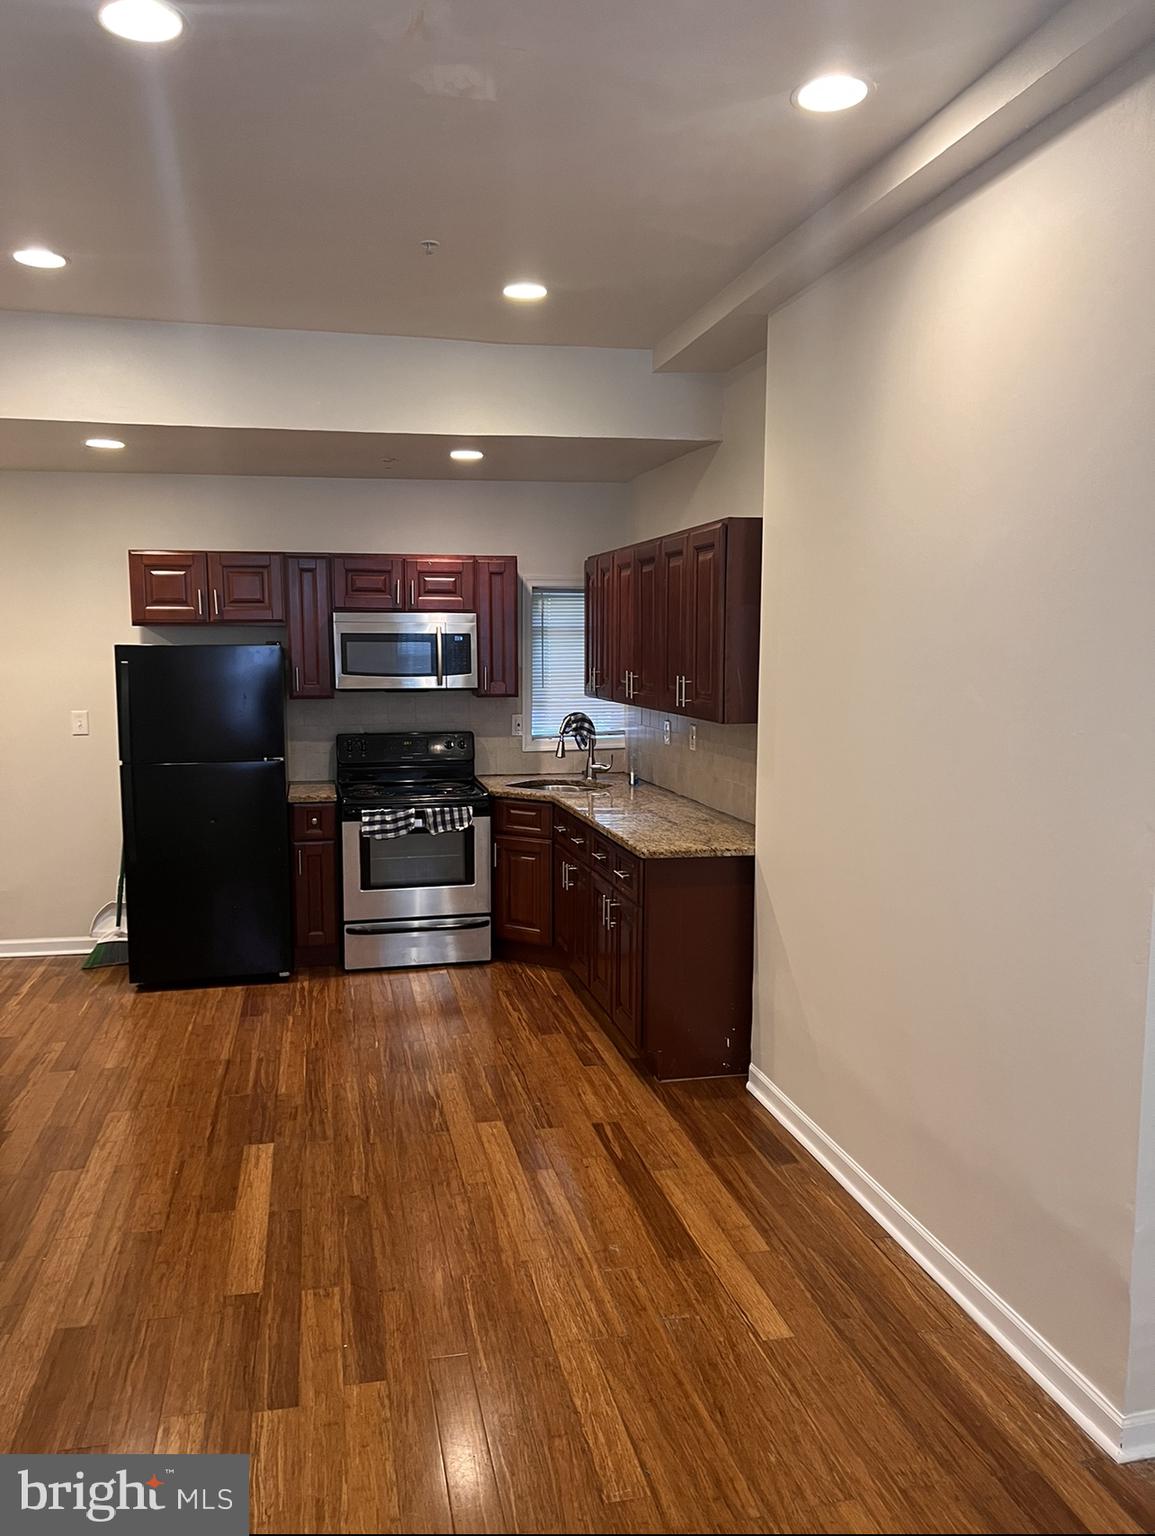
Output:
[[290, 805, 339, 966], [540, 799, 754, 1078], [493, 799, 553, 947]]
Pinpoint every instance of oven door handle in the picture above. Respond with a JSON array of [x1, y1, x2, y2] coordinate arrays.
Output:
[[345, 917, 491, 935], [435, 625, 444, 686]]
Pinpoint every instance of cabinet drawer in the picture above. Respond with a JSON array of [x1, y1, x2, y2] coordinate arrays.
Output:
[[553, 812, 589, 859], [591, 831, 641, 898], [494, 798, 552, 839], [291, 804, 336, 841]]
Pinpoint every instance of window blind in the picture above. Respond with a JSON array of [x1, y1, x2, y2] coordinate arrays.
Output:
[[529, 588, 627, 741]]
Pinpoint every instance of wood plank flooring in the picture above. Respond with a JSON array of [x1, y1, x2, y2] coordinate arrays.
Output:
[[1, 955, 1153, 1534]]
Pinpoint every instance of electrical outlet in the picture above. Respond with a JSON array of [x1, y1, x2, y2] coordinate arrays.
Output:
[[510, 714, 523, 737], [662, 719, 671, 745], [689, 724, 697, 751], [70, 709, 90, 737]]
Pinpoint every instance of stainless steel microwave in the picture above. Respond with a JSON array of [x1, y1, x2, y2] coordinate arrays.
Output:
[[332, 612, 479, 690]]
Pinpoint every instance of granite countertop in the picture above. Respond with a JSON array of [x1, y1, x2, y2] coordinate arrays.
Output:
[[479, 773, 754, 859], [288, 781, 337, 804]]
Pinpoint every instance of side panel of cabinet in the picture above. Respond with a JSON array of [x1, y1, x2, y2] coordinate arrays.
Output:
[[404, 557, 475, 612], [129, 551, 208, 625], [658, 533, 689, 712], [332, 555, 404, 611], [584, 556, 598, 699], [207, 552, 285, 624], [293, 839, 338, 955], [286, 556, 333, 699], [494, 834, 552, 945], [475, 557, 518, 696], [593, 553, 614, 700], [685, 522, 726, 723]]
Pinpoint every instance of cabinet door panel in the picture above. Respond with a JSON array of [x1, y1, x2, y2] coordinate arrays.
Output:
[[494, 835, 552, 945], [404, 557, 475, 612], [208, 552, 285, 624], [610, 547, 636, 706], [293, 839, 337, 949], [611, 893, 642, 1047], [589, 873, 614, 1014], [333, 555, 404, 611], [286, 556, 333, 698], [658, 533, 689, 711], [685, 522, 726, 722], [129, 551, 208, 625], [592, 553, 614, 700], [555, 853, 590, 987], [633, 540, 660, 709], [584, 556, 598, 699], [476, 557, 518, 695]]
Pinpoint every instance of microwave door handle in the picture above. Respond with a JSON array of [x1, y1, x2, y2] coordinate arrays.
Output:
[[435, 625, 444, 687]]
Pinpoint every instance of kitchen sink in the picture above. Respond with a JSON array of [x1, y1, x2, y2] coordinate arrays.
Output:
[[507, 778, 610, 793]]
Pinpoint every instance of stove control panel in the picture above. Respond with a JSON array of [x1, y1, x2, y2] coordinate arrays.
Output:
[[336, 731, 473, 765]]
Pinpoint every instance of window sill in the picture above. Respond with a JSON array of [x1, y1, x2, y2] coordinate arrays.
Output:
[[523, 735, 626, 755]]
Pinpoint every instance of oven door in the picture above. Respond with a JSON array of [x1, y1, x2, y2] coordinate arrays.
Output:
[[333, 613, 478, 690], [342, 810, 492, 921]]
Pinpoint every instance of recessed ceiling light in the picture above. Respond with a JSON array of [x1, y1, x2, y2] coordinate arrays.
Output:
[[449, 448, 484, 462], [85, 437, 126, 450], [502, 281, 547, 302], [97, 0, 184, 44], [792, 73, 871, 113], [12, 246, 68, 269]]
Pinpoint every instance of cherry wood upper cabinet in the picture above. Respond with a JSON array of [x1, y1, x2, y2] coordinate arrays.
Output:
[[332, 554, 404, 611], [475, 556, 519, 696], [129, 551, 209, 625], [404, 557, 474, 612], [286, 556, 333, 699], [585, 517, 762, 724], [207, 552, 285, 624], [584, 551, 613, 701]]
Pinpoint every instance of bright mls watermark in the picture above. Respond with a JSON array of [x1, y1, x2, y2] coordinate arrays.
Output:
[[1, 1456, 247, 1532]]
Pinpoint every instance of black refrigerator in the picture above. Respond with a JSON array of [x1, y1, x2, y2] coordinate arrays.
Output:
[[116, 644, 292, 986]]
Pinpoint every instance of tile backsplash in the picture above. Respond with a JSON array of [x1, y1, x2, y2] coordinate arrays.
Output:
[[287, 694, 757, 826], [625, 707, 757, 823]]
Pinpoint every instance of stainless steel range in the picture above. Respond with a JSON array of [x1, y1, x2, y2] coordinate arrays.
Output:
[[337, 731, 492, 970]]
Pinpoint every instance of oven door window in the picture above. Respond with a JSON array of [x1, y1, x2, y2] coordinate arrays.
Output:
[[361, 824, 475, 889], [341, 631, 436, 679]]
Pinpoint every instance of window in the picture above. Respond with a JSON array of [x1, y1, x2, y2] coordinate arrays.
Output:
[[525, 585, 626, 749]]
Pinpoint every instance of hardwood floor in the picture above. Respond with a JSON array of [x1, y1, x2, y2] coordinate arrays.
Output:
[[1, 956, 1153, 1534]]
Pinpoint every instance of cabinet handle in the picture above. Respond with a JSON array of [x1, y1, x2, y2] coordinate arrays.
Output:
[[410, 580, 416, 607], [394, 578, 401, 607], [297, 849, 303, 876], [213, 588, 221, 617], [592, 850, 607, 863], [601, 893, 609, 928], [682, 678, 692, 705], [613, 868, 630, 881], [493, 842, 498, 868], [607, 898, 618, 930], [196, 589, 203, 617], [293, 665, 300, 693], [570, 834, 585, 847], [483, 664, 488, 692]]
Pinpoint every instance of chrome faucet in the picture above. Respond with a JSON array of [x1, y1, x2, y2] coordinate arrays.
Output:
[[556, 711, 613, 782]]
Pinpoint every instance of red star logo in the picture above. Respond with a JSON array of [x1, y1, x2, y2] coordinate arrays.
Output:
[[146, 1476, 164, 1490]]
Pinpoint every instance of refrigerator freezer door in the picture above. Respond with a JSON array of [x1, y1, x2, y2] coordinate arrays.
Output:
[[122, 759, 291, 984], [116, 644, 285, 764]]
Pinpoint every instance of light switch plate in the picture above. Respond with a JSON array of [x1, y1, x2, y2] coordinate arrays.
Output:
[[70, 709, 90, 737], [511, 714, 523, 737], [663, 719, 671, 745], [689, 724, 697, 751]]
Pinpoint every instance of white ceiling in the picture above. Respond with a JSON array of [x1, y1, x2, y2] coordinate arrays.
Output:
[[0, 0, 1060, 350], [0, 419, 714, 481]]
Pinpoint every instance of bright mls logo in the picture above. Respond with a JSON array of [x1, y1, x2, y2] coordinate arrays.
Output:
[[2, 1455, 247, 1533]]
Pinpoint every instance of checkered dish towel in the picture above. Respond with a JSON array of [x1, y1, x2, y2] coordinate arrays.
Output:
[[360, 806, 474, 839]]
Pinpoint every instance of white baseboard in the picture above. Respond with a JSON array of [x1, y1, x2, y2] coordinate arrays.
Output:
[[746, 1064, 1149, 1464], [0, 936, 93, 958]]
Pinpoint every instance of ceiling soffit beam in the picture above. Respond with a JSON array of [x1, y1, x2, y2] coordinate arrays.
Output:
[[654, 0, 1155, 373]]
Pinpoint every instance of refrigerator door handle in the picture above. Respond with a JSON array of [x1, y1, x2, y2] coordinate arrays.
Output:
[[263, 756, 285, 762], [117, 657, 131, 764]]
